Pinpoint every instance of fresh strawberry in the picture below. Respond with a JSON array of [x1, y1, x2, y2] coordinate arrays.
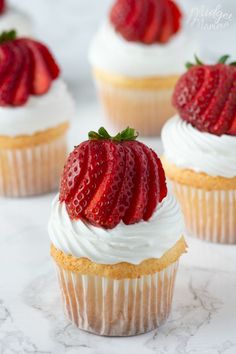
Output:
[[85, 142, 126, 228], [228, 117, 236, 135], [25, 40, 52, 95], [0, 42, 24, 105], [168, 0, 182, 34], [59, 127, 167, 229], [141, 0, 164, 44], [139, 143, 160, 221], [155, 152, 167, 202], [66, 142, 108, 221], [110, 0, 182, 44], [0, 30, 60, 106], [60, 141, 90, 205], [173, 55, 236, 136], [158, 1, 173, 43], [34, 41, 60, 79], [123, 141, 149, 224], [0, 44, 14, 84], [107, 144, 136, 227], [0, 0, 5, 14], [110, 0, 134, 33], [11, 41, 32, 105]]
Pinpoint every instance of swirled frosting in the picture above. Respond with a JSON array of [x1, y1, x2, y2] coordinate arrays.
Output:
[[48, 193, 184, 265], [0, 79, 75, 136], [162, 115, 236, 178], [89, 21, 198, 77]]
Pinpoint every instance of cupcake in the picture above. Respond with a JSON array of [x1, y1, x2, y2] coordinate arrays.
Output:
[[0, 30, 74, 197], [89, 0, 197, 136], [0, 0, 32, 36], [49, 127, 186, 336], [162, 55, 236, 244]]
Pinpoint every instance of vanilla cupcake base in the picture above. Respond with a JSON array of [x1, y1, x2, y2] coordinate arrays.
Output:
[[162, 158, 236, 244], [94, 69, 178, 136], [51, 237, 186, 336], [0, 123, 69, 197]]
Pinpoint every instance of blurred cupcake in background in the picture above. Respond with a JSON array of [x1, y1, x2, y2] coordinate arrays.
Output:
[[0, 30, 75, 197], [89, 0, 198, 136], [162, 55, 236, 244], [0, 0, 32, 36]]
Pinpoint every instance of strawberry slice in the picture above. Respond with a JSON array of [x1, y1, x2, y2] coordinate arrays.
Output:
[[60, 141, 90, 205], [180, 67, 219, 127], [173, 65, 205, 113], [85, 142, 126, 228], [110, 0, 134, 33], [140, 144, 160, 221], [34, 41, 60, 79], [141, 0, 164, 44], [228, 117, 236, 135], [155, 152, 167, 202], [66, 141, 108, 220], [168, 0, 182, 34], [123, 141, 149, 225], [0, 42, 24, 106], [200, 65, 231, 132], [119, 0, 149, 41], [11, 41, 32, 106], [0, 0, 5, 14], [24, 39, 52, 95], [158, 0, 174, 43], [213, 78, 236, 135], [0, 44, 14, 84], [107, 144, 136, 227]]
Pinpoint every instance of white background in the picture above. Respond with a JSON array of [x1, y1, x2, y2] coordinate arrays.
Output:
[[0, 1, 236, 353]]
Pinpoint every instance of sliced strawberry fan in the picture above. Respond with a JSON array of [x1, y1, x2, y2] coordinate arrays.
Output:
[[110, 0, 182, 44], [0, 0, 6, 14], [60, 127, 167, 229], [173, 55, 236, 136], [0, 29, 60, 106]]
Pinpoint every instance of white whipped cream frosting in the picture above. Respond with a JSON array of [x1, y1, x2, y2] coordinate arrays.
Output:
[[0, 7, 32, 36], [162, 115, 236, 178], [48, 193, 184, 265], [89, 21, 198, 77], [0, 79, 75, 137]]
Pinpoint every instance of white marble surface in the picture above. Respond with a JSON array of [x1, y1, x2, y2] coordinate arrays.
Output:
[[1, 1, 236, 353]]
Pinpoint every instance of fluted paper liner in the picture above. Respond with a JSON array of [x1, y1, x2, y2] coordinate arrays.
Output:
[[54, 260, 179, 336], [172, 182, 236, 244], [93, 70, 178, 136], [0, 129, 68, 197]]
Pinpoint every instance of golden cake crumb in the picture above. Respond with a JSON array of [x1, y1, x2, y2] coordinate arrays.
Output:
[[51, 237, 187, 280]]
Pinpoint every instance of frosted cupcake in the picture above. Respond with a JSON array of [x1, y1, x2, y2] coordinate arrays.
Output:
[[49, 127, 186, 336], [0, 0, 32, 36], [0, 31, 74, 197], [89, 0, 197, 136], [162, 55, 236, 244]]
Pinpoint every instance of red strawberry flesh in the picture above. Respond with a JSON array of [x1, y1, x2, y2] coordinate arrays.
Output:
[[110, 0, 182, 44], [173, 59, 236, 136], [0, 33, 60, 106]]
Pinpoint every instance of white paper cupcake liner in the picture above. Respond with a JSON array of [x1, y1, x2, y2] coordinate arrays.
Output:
[[0, 134, 67, 197], [172, 182, 236, 244], [95, 80, 176, 136], [55, 260, 179, 336]]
